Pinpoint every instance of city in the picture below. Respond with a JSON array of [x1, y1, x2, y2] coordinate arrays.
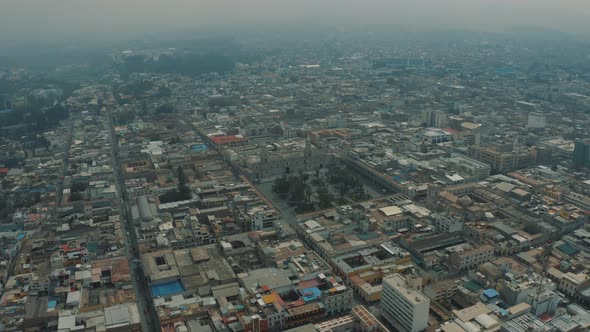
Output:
[[1, 3, 590, 332]]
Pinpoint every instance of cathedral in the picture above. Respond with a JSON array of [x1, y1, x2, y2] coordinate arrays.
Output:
[[244, 137, 333, 182]]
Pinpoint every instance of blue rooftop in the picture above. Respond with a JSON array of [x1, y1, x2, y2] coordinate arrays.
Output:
[[483, 288, 499, 299], [558, 243, 577, 256], [300, 287, 322, 302], [191, 144, 208, 152], [151, 280, 185, 297]]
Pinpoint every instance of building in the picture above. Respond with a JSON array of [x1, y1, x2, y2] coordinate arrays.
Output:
[[56, 303, 142, 332], [245, 138, 333, 181], [430, 214, 464, 233], [351, 305, 391, 332], [445, 155, 491, 181], [501, 272, 545, 305], [459, 122, 481, 146], [559, 272, 589, 299], [239, 270, 353, 331], [134, 195, 156, 223], [448, 244, 495, 272], [564, 192, 590, 211], [467, 146, 532, 173], [281, 121, 298, 138], [141, 249, 181, 284], [331, 242, 412, 284], [500, 313, 550, 332], [285, 303, 326, 329], [236, 205, 279, 231], [423, 279, 459, 304], [326, 115, 347, 129], [527, 112, 546, 129], [314, 315, 355, 332], [444, 302, 501, 332], [530, 146, 553, 165], [572, 139, 590, 169], [418, 128, 452, 144], [381, 274, 430, 332], [209, 134, 249, 150], [422, 110, 448, 128]]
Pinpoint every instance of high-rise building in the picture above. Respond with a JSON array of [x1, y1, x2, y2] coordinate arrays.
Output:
[[381, 274, 430, 332], [422, 110, 447, 128], [530, 146, 553, 165], [573, 140, 590, 169]]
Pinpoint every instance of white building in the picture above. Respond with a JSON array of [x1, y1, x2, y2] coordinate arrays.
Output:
[[382, 274, 430, 332], [430, 214, 464, 233], [446, 154, 491, 181], [247, 206, 279, 230], [418, 128, 452, 144], [448, 244, 495, 271]]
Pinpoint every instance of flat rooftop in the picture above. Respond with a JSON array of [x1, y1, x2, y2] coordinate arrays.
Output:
[[383, 274, 428, 305]]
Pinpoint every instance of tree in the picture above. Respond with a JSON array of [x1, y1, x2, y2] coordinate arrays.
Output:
[[116, 111, 135, 125], [71, 182, 88, 193], [524, 223, 543, 235], [159, 190, 187, 204], [288, 180, 306, 204], [177, 166, 191, 198], [304, 186, 313, 207], [157, 86, 172, 98], [352, 185, 368, 201], [70, 192, 83, 202], [156, 104, 174, 114], [317, 184, 334, 209], [273, 174, 291, 197]]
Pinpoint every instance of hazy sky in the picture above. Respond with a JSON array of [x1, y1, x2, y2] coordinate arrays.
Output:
[[1, 0, 589, 44]]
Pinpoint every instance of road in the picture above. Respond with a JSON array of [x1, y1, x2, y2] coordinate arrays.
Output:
[[255, 181, 299, 225], [54, 118, 74, 214], [105, 108, 161, 332]]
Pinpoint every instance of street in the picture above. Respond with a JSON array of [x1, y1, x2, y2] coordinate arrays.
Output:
[[105, 107, 161, 332], [54, 118, 74, 213]]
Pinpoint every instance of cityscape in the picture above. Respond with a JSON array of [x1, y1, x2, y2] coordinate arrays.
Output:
[[2, 2, 590, 332]]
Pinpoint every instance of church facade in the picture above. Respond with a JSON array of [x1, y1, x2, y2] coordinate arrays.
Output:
[[244, 138, 334, 182]]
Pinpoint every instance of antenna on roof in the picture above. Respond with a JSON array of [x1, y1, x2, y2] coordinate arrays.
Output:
[[533, 242, 553, 314]]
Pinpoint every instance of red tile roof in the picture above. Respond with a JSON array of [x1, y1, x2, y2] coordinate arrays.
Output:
[[297, 278, 323, 290], [92, 257, 131, 283], [210, 135, 248, 144]]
